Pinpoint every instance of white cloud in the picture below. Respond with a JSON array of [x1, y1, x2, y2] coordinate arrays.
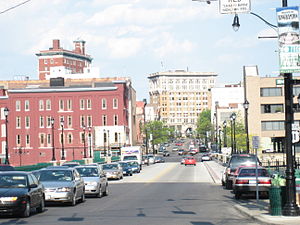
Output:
[[214, 36, 258, 49], [217, 53, 243, 63], [107, 37, 143, 58]]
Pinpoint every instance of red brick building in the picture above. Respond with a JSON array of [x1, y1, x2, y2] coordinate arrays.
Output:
[[36, 39, 93, 80]]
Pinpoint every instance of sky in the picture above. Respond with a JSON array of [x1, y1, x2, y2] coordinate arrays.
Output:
[[0, 0, 299, 100]]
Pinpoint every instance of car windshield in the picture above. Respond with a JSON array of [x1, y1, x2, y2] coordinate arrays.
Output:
[[127, 161, 138, 166], [123, 156, 138, 161], [0, 174, 27, 188], [230, 156, 258, 168], [239, 168, 269, 177], [39, 170, 73, 181], [76, 167, 99, 177], [102, 164, 119, 170], [119, 162, 129, 168]]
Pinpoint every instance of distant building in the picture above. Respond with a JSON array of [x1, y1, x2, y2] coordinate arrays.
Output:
[[148, 70, 217, 136], [136, 101, 146, 145], [36, 39, 93, 80]]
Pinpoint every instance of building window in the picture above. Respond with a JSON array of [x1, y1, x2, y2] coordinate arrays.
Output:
[[80, 99, 85, 110], [26, 135, 30, 145], [114, 132, 118, 142], [50, 59, 54, 64], [261, 121, 285, 131], [102, 115, 107, 126], [47, 134, 51, 145], [16, 100, 21, 111], [261, 104, 284, 114], [68, 116, 72, 127], [59, 100, 64, 111], [44, 59, 48, 64], [102, 99, 107, 109], [46, 99, 51, 110], [68, 133, 73, 144], [25, 116, 30, 128], [260, 88, 282, 97], [46, 117, 51, 128], [67, 99, 72, 111], [16, 117, 21, 129], [87, 99, 92, 109], [39, 100, 44, 111], [16, 134, 21, 145], [40, 116, 44, 128], [40, 134, 45, 145], [87, 116, 92, 127], [80, 116, 85, 127], [113, 98, 118, 109], [114, 115, 118, 126], [25, 100, 30, 111]]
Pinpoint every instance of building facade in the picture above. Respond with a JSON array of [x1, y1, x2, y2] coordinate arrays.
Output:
[[36, 39, 93, 80], [148, 70, 217, 135]]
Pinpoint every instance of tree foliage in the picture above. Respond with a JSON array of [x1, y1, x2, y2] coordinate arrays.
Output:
[[196, 109, 212, 142]]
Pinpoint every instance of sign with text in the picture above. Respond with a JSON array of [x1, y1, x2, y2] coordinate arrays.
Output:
[[219, 0, 251, 14], [252, 136, 259, 149], [277, 6, 300, 73]]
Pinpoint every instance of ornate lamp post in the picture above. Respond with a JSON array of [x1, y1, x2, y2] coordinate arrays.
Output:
[[51, 117, 56, 161], [230, 113, 236, 154], [223, 120, 227, 148], [107, 130, 110, 156], [60, 118, 65, 160], [243, 100, 250, 153], [4, 107, 9, 164], [88, 127, 92, 158], [215, 101, 219, 152], [103, 129, 106, 156], [83, 125, 87, 158]]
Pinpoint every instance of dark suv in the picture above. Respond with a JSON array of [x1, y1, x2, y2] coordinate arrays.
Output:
[[223, 154, 259, 189]]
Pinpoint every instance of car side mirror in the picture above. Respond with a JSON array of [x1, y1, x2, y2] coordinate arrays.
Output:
[[29, 184, 38, 189]]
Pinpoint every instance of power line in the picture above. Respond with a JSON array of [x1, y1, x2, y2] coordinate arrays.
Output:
[[0, 0, 32, 15]]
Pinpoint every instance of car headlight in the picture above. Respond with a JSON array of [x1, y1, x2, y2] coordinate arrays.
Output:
[[57, 187, 72, 192], [113, 171, 118, 174], [0, 197, 18, 201]]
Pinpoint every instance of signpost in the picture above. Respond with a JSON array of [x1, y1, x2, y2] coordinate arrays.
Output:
[[252, 136, 260, 204], [219, 0, 251, 14]]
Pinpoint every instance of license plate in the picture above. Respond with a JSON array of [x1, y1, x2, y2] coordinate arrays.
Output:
[[249, 180, 256, 184]]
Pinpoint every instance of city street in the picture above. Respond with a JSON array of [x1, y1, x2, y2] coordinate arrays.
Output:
[[0, 157, 261, 225]]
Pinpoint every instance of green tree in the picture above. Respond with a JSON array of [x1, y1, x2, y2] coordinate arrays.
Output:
[[196, 109, 213, 145], [226, 115, 247, 153]]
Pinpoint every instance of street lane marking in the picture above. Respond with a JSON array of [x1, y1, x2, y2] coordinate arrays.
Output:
[[146, 163, 178, 183]]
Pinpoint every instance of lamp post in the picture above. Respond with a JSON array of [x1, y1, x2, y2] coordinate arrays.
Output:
[[103, 129, 106, 156], [51, 117, 56, 161], [223, 120, 227, 148], [60, 118, 65, 160], [82, 125, 87, 158], [143, 99, 149, 155], [4, 107, 9, 165], [88, 127, 92, 158], [218, 126, 222, 152], [230, 113, 236, 154], [243, 100, 250, 154], [215, 101, 219, 152], [230, 118, 234, 155], [107, 130, 110, 157]]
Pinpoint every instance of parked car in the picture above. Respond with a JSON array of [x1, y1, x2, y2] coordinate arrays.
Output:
[[172, 146, 179, 152], [101, 163, 123, 180], [0, 164, 15, 171], [62, 162, 81, 167], [224, 154, 259, 189], [119, 162, 133, 176], [233, 167, 271, 199], [184, 157, 196, 166], [181, 157, 187, 165], [75, 165, 108, 197], [146, 155, 155, 164], [163, 151, 170, 157], [178, 149, 185, 155], [0, 171, 45, 217], [38, 167, 85, 206], [154, 156, 165, 163], [200, 154, 211, 162], [127, 161, 141, 173]]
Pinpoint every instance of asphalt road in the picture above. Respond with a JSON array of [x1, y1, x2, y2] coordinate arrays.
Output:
[[0, 156, 262, 225]]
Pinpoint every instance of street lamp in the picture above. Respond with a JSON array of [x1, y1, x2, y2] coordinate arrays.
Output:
[[82, 125, 87, 158], [60, 118, 65, 160], [103, 129, 106, 156], [218, 126, 222, 152], [215, 101, 219, 152], [88, 127, 92, 158], [230, 112, 236, 154], [223, 120, 227, 148], [4, 107, 9, 164], [143, 98, 148, 155], [51, 117, 56, 161], [107, 130, 110, 157], [243, 100, 250, 154]]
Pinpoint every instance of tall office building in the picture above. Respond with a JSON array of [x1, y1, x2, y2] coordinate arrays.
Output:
[[148, 70, 217, 135]]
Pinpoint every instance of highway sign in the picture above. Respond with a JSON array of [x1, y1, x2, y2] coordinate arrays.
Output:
[[219, 0, 251, 14]]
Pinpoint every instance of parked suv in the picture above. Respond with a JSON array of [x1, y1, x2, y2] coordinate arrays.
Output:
[[223, 154, 259, 189]]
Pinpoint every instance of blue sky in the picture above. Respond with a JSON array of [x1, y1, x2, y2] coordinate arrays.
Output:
[[0, 0, 299, 100]]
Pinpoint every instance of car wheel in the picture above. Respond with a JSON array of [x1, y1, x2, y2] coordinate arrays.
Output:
[[36, 197, 45, 213], [221, 180, 225, 186], [194, 164, 196, 166], [103, 184, 109, 196], [80, 191, 85, 203], [225, 180, 232, 189], [130, 173, 133, 176], [70, 192, 77, 206], [96, 186, 103, 198], [21, 199, 31, 218]]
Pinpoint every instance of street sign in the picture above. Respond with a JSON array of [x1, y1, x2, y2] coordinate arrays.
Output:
[[252, 136, 259, 149], [219, 0, 251, 14], [276, 79, 284, 85], [292, 131, 300, 143]]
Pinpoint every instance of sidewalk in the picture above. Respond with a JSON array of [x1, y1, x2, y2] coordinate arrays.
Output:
[[204, 159, 300, 225]]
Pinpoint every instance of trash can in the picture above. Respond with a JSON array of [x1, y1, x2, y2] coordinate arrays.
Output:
[[269, 186, 282, 216]]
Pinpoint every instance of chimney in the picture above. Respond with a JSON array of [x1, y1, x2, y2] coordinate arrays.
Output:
[[52, 39, 60, 50], [73, 39, 85, 55]]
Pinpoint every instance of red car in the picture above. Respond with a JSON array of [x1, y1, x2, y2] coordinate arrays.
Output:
[[184, 157, 196, 166]]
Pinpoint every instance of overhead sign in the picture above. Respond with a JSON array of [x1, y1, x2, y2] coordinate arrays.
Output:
[[219, 0, 251, 14], [277, 6, 300, 73]]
